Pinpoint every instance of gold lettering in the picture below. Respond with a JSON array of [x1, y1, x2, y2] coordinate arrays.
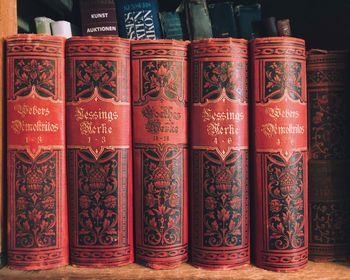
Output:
[[261, 106, 305, 137], [74, 107, 119, 137], [261, 123, 305, 138], [265, 107, 300, 120], [79, 121, 113, 136], [14, 104, 50, 118], [11, 120, 60, 134], [207, 123, 240, 137], [202, 108, 244, 122], [202, 108, 244, 140], [75, 107, 119, 123], [143, 105, 181, 135]]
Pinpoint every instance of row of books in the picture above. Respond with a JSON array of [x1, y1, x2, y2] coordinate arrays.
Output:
[[33, 0, 291, 40], [34, 17, 80, 37], [3, 34, 350, 271]]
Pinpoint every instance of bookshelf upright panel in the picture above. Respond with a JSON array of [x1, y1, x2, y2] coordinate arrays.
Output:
[[0, 0, 17, 266]]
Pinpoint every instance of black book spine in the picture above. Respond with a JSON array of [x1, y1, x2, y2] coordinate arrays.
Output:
[[208, 2, 238, 38], [185, 0, 213, 40], [264, 17, 278, 37], [80, 0, 119, 36]]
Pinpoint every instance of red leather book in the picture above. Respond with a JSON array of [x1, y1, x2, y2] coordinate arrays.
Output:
[[307, 50, 350, 262], [132, 40, 189, 269], [6, 34, 68, 270], [190, 38, 249, 270], [251, 37, 308, 271], [66, 37, 133, 267]]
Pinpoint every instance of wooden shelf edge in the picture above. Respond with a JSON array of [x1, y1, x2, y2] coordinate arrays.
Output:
[[0, 0, 17, 261], [1, 261, 350, 279]]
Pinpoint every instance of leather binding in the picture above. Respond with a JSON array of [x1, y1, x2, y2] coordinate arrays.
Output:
[[251, 37, 308, 271], [208, 2, 238, 38], [159, 11, 188, 40], [264, 17, 278, 37], [6, 34, 68, 270], [235, 4, 261, 40], [132, 40, 189, 269], [66, 37, 133, 267], [190, 38, 249, 269], [277, 19, 292, 37], [116, 0, 162, 40], [308, 160, 350, 261], [307, 50, 350, 262], [185, 0, 213, 40], [80, 0, 119, 36]]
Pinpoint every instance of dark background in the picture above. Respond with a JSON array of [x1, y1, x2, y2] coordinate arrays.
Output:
[[17, 0, 350, 49]]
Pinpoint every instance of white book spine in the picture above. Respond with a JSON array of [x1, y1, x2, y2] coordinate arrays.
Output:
[[50, 20, 73, 38]]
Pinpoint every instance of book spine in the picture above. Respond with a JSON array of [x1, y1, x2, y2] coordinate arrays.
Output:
[[34, 17, 54, 35], [132, 40, 189, 269], [159, 11, 187, 40], [308, 160, 350, 261], [277, 19, 292, 37], [264, 17, 278, 37], [235, 4, 261, 40], [6, 34, 68, 270], [51, 21, 73, 38], [66, 37, 133, 267], [208, 3, 238, 38], [116, 0, 162, 40], [186, 0, 213, 40], [80, 0, 119, 36], [307, 50, 350, 262], [251, 37, 308, 271], [190, 38, 249, 269]]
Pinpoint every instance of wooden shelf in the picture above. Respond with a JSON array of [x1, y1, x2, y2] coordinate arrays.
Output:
[[0, 0, 16, 264], [1, 262, 350, 279]]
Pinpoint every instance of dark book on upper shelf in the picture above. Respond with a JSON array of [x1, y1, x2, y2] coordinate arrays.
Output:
[[185, 0, 213, 40], [116, 0, 162, 40], [277, 19, 292, 36], [159, 11, 188, 40], [235, 4, 261, 40], [80, 0, 119, 36], [264, 16, 278, 37], [208, 2, 238, 38]]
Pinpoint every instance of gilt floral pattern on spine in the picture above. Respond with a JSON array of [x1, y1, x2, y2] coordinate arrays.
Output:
[[190, 39, 249, 269], [132, 40, 189, 269], [6, 35, 68, 270], [252, 38, 308, 271], [66, 37, 133, 267], [307, 50, 350, 261]]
